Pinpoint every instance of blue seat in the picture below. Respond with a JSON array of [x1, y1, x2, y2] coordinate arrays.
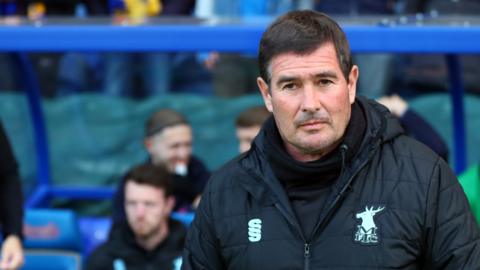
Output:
[[22, 250, 81, 270], [23, 209, 83, 252]]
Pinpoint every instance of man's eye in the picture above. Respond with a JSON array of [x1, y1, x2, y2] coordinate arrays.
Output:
[[318, 79, 333, 86], [126, 201, 136, 207], [145, 202, 156, 208], [282, 83, 297, 90]]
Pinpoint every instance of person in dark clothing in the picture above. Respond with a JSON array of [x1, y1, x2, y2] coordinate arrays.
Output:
[[87, 164, 186, 270], [314, 0, 402, 99], [103, 0, 200, 97], [113, 109, 210, 223], [393, 0, 480, 97], [182, 10, 480, 269], [377, 94, 449, 161], [235, 106, 271, 154], [0, 122, 24, 270]]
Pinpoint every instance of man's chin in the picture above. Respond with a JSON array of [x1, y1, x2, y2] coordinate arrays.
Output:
[[132, 225, 151, 236], [296, 138, 338, 154], [133, 229, 152, 239]]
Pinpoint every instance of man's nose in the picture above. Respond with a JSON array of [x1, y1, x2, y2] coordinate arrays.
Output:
[[301, 85, 321, 112], [177, 146, 191, 160], [135, 204, 147, 217]]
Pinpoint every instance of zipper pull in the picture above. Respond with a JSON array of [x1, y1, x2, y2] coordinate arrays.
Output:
[[304, 243, 311, 270], [304, 243, 311, 258]]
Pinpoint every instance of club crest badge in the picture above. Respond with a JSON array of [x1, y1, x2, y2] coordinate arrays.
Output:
[[353, 205, 385, 245]]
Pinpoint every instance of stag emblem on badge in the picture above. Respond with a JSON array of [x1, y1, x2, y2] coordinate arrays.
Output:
[[354, 205, 385, 245]]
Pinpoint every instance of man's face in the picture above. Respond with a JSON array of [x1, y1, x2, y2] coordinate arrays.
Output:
[[145, 124, 193, 173], [236, 125, 262, 153], [125, 181, 173, 239], [257, 42, 358, 161]]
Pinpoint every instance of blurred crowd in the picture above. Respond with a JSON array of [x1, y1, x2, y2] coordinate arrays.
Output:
[[0, 0, 479, 99]]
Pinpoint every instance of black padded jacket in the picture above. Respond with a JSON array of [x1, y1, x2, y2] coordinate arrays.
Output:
[[87, 219, 186, 270], [183, 97, 480, 269], [0, 122, 23, 239]]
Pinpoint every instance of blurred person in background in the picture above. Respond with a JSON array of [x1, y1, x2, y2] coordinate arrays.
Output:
[[198, 0, 311, 97], [377, 94, 449, 161], [314, 0, 404, 99], [0, 0, 104, 97], [392, 0, 480, 98], [87, 163, 185, 270], [103, 0, 202, 98], [0, 1, 25, 95], [112, 109, 210, 224], [235, 106, 271, 153], [0, 122, 24, 270]]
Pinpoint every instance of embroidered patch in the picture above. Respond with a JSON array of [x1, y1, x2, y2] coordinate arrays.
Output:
[[248, 218, 262, 242], [353, 205, 385, 245]]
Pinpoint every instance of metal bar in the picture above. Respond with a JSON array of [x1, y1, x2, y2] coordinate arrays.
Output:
[[13, 53, 51, 186], [0, 24, 479, 53], [25, 185, 50, 208], [49, 187, 116, 199], [446, 54, 467, 174]]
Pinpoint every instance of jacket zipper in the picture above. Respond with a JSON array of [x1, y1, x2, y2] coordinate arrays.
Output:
[[273, 149, 375, 270], [252, 138, 380, 268], [304, 243, 311, 270], [308, 149, 376, 245], [275, 202, 315, 270], [274, 202, 312, 270]]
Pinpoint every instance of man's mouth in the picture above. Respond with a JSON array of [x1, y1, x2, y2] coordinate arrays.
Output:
[[299, 119, 327, 127]]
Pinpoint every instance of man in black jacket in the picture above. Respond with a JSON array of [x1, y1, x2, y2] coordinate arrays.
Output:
[[0, 122, 24, 270], [87, 163, 185, 270], [182, 10, 480, 269]]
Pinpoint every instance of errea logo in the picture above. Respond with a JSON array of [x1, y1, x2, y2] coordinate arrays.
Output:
[[248, 218, 262, 242]]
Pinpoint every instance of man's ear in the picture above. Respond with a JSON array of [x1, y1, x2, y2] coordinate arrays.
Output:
[[348, 65, 359, 104], [257, 77, 273, 112], [165, 196, 175, 215], [144, 137, 153, 153]]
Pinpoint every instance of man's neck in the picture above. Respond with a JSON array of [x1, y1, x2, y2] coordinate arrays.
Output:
[[136, 221, 169, 251]]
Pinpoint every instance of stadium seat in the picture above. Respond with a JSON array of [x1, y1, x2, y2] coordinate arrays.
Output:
[[23, 209, 83, 252], [23, 209, 83, 269], [22, 250, 82, 270]]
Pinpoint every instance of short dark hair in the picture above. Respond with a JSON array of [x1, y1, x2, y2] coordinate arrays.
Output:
[[235, 106, 271, 128], [124, 163, 173, 197], [258, 10, 352, 84], [145, 109, 189, 138]]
